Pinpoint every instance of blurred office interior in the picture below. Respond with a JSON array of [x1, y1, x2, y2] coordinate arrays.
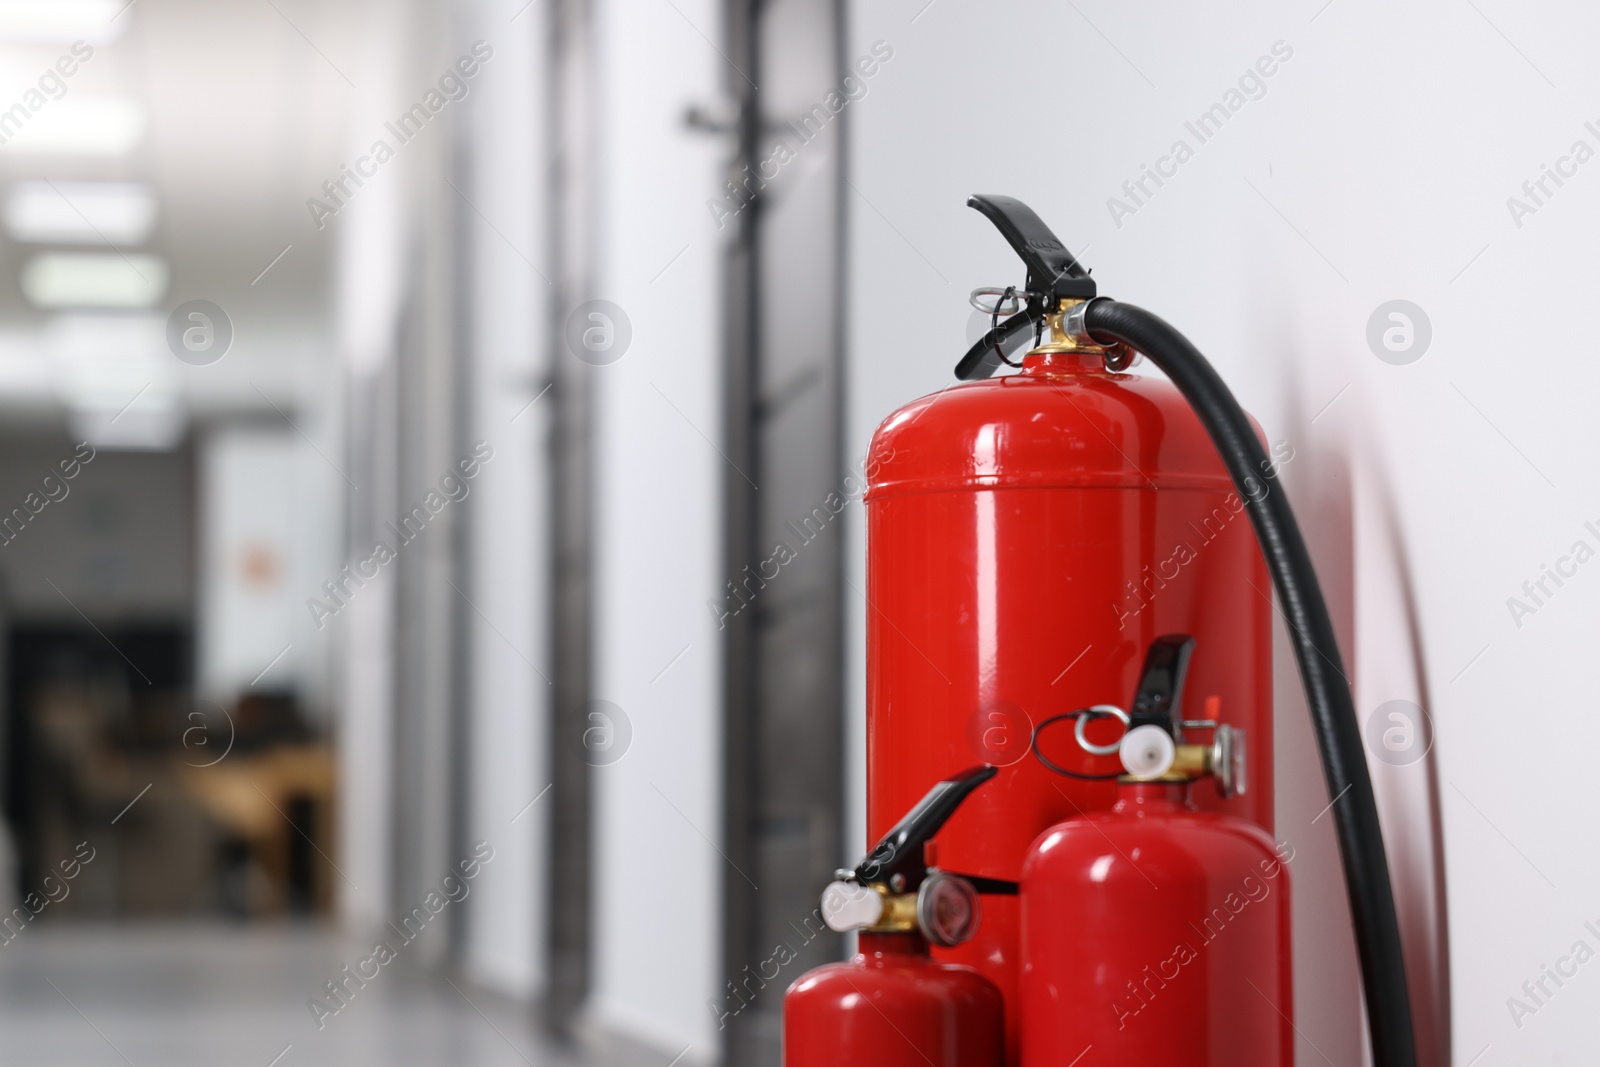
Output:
[[0, 0, 1595, 1065]]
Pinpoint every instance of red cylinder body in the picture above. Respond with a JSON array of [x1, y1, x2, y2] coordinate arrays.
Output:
[[864, 351, 1275, 1059], [784, 934, 1004, 1067], [1020, 783, 1293, 1063]]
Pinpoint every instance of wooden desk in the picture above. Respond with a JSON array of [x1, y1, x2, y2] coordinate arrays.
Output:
[[176, 744, 337, 914]]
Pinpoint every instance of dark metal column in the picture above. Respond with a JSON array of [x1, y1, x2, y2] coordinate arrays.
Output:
[[545, 0, 596, 1032], [719, 1, 847, 1062], [391, 83, 465, 959]]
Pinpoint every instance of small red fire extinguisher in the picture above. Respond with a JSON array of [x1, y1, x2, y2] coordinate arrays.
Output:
[[1021, 634, 1293, 1063], [784, 766, 1007, 1066]]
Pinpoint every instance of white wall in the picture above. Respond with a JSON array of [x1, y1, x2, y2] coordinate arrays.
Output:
[[328, 0, 553, 979], [333, 0, 410, 933], [198, 429, 292, 696], [457, 0, 552, 1001], [589, 0, 723, 1057], [847, 1, 1600, 1062]]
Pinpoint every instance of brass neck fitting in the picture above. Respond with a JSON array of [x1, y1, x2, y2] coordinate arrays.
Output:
[[1028, 297, 1132, 370], [1122, 742, 1212, 784], [863, 884, 919, 934]]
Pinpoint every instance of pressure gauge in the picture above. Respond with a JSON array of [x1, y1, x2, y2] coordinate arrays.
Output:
[[916, 871, 981, 947]]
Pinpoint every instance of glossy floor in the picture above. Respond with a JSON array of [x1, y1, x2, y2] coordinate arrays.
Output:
[[0, 924, 671, 1066]]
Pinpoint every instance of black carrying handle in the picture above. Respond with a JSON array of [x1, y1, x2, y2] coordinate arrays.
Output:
[[967, 194, 1094, 293], [955, 195, 1099, 382], [1128, 634, 1196, 734], [854, 765, 995, 892]]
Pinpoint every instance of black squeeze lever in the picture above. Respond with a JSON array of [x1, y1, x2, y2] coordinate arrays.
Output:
[[956, 195, 1098, 381], [853, 765, 996, 893], [1127, 634, 1196, 735], [967, 194, 1094, 295]]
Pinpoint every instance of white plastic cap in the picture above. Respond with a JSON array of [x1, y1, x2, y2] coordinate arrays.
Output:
[[820, 880, 883, 933], [1120, 724, 1176, 779]]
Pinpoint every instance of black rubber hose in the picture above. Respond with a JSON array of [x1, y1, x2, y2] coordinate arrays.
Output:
[[1083, 299, 1417, 1067]]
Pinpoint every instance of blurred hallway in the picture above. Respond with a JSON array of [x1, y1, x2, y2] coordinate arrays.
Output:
[[0, 0, 1597, 1063], [0, 0, 727, 1062]]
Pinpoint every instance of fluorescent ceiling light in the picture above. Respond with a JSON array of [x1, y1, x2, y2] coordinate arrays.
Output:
[[21, 251, 168, 308], [1, 96, 146, 157], [49, 312, 171, 403], [48, 312, 172, 405], [45, 309, 163, 358], [51, 310, 183, 449], [0, 1, 129, 45], [4, 181, 156, 244], [69, 404, 186, 451], [0, 328, 50, 401]]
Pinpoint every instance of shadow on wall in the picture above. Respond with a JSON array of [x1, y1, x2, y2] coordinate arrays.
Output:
[[1274, 373, 1451, 1066], [1365, 447, 1452, 1067], [1274, 425, 1365, 1067]]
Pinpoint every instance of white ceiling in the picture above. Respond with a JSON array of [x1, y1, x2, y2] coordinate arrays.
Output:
[[0, 0, 371, 430]]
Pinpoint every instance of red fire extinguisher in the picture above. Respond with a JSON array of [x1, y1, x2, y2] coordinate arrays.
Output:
[[784, 766, 1006, 1066], [781, 196, 1417, 1067], [1020, 633, 1293, 1062], [859, 198, 1275, 1062]]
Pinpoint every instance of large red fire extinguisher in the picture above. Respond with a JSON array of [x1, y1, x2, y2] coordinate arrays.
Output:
[[782, 196, 1417, 1067]]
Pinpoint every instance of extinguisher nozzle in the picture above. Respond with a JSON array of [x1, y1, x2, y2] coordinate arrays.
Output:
[[1119, 725, 1176, 779]]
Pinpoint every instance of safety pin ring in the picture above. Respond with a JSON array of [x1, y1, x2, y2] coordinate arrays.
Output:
[[1074, 704, 1130, 757], [969, 287, 1025, 317]]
